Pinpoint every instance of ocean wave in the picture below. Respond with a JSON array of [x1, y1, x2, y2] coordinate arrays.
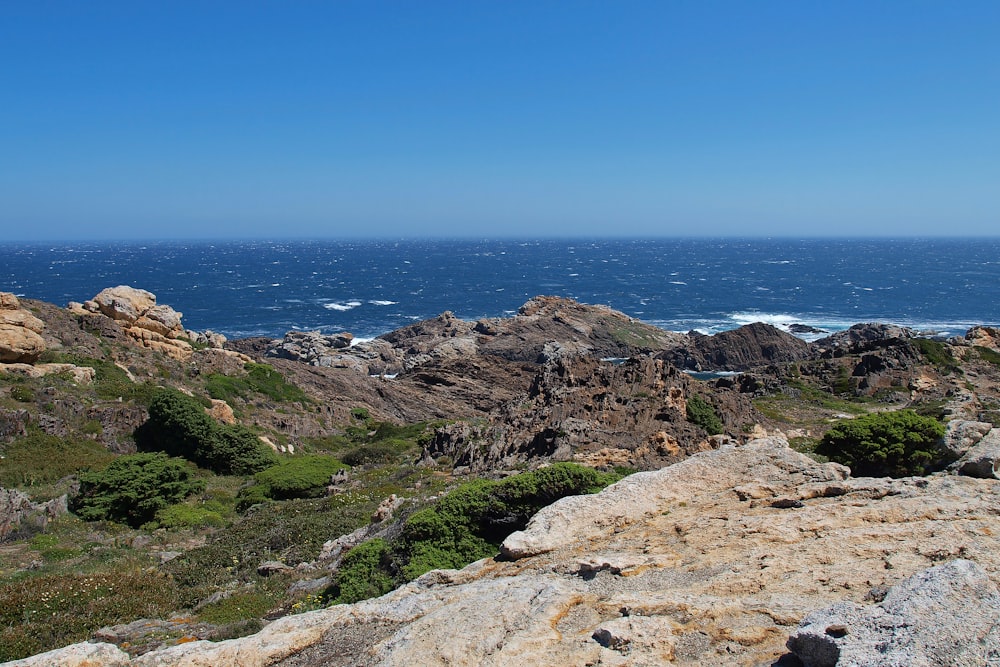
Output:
[[369, 300, 397, 306], [324, 300, 363, 312]]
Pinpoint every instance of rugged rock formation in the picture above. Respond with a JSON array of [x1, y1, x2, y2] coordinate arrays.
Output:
[[20, 436, 1000, 666], [0, 293, 46, 363], [73, 286, 193, 361], [0, 487, 68, 540], [965, 325, 1000, 352], [661, 322, 811, 371], [812, 322, 917, 357], [424, 355, 757, 471]]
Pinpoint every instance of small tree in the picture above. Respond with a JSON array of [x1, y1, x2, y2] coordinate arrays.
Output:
[[72, 453, 204, 527], [816, 409, 946, 477], [136, 388, 277, 475]]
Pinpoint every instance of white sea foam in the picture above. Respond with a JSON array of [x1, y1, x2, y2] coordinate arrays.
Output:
[[669, 281, 687, 285], [324, 300, 363, 312], [369, 300, 397, 306]]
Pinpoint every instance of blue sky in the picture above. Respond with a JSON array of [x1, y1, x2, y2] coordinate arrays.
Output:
[[2, 1, 998, 240]]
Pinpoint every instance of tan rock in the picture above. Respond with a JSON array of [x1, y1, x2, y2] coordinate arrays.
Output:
[[0, 309, 45, 333], [207, 399, 236, 425], [92, 286, 156, 324], [0, 363, 95, 384], [0, 323, 46, 363], [1, 641, 130, 666], [0, 292, 20, 310]]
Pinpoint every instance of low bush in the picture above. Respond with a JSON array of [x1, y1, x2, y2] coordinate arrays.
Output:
[[154, 503, 226, 529], [71, 452, 205, 527], [912, 338, 961, 374], [815, 409, 947, 477], [686, 394, 723, 435], [332, 539, 395, 604], [251, 455, 347, 500]]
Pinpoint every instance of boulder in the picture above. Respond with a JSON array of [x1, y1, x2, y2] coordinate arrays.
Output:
[[942, 419, 993, 458], [0, 292, 46, 363], [951, 429, 1000, 479], [91, 286, 156, 324], [664, 322, 811, 371], [813, 323, 917, 357], [786, 559, 1000, 667]]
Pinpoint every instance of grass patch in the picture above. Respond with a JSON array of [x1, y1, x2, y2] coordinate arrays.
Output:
[[0, 427, 116, 490], [912, 338, 961, 374], [975, 345, 1000, 368], [205, 363, 308, 405]]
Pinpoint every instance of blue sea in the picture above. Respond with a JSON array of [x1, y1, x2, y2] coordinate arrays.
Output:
[[2, 239, 999, 342]]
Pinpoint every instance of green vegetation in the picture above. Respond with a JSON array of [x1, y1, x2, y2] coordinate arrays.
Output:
[[686, 394, 723, 435], [9, 385, 34, 402], [328, 463, 620, 604], [250, 455, 347, 500], [136, 388, 278, 475], [0, 427, 115, 491], [912, 338, 961, 374], [71, 452, 205, 527], [815, 409, 947, 477], [975, 345, 1000, 368], [205, 362, 308, 405]]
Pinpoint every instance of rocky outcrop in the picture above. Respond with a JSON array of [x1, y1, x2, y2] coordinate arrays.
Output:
[[661, 322, 811, 371], [951, 428, 1000, 479], [424, 355, 758, 471], [813, 323, 917, 357], [76, 287, 192, 361], [966, 325, 1000, 352], [0, 487, 68, 540], [0, 293, 46, 363], [787, 559, 1000, 667], [23, 436, 1000, 666]]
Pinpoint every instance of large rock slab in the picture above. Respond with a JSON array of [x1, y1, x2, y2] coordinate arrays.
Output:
[[787, 559, 1000, 667]]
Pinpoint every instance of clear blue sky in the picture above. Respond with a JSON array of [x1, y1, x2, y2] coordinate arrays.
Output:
[[2, 1, 998, 240]]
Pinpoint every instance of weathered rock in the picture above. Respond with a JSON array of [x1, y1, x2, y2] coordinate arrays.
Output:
[[786, 559, 1000, 667], [942, 419, 993, 458], [663, 322, 811, 371], [0, 408, 30, 441], [966, 325, 1000, 352], [951, 428, 1000, 479], [207, 399, 237, 425], [91, 286, 157, 324], [0, 292, 47, 363], [0, 362, 95, 384], [0, 488, 69, 540], [813, 323, 917, 357], [258, 561, 294, 576], [1, 641, 131, 666]]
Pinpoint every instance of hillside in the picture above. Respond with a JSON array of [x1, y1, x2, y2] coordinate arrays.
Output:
[[3, 287, 1000, 665]]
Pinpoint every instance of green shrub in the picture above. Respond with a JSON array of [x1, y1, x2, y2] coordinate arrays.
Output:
[[975, 345, 1000, 368], [815, 409, 947, 477], [154, 503, 226, 529], [71, 453, 204, 527], [136, 388, 277, 475], [332, 539, 395, 604], [252, 455, 347, 500], [341, 442, 398, 466], [912, 338, 960, 374], [686, 394, 723, 435], [350, 407, 370, 421]]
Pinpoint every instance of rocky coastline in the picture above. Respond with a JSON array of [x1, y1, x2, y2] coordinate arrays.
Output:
[[2, 287, 1000, 666]]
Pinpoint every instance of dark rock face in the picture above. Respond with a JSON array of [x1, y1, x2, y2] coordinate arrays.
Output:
[[424, 355, 759, 471], [660, 322, 811, 371], [812, 323, 917, 357]]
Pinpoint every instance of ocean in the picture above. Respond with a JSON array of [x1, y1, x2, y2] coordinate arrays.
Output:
[[2, 238, 999, 342]]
